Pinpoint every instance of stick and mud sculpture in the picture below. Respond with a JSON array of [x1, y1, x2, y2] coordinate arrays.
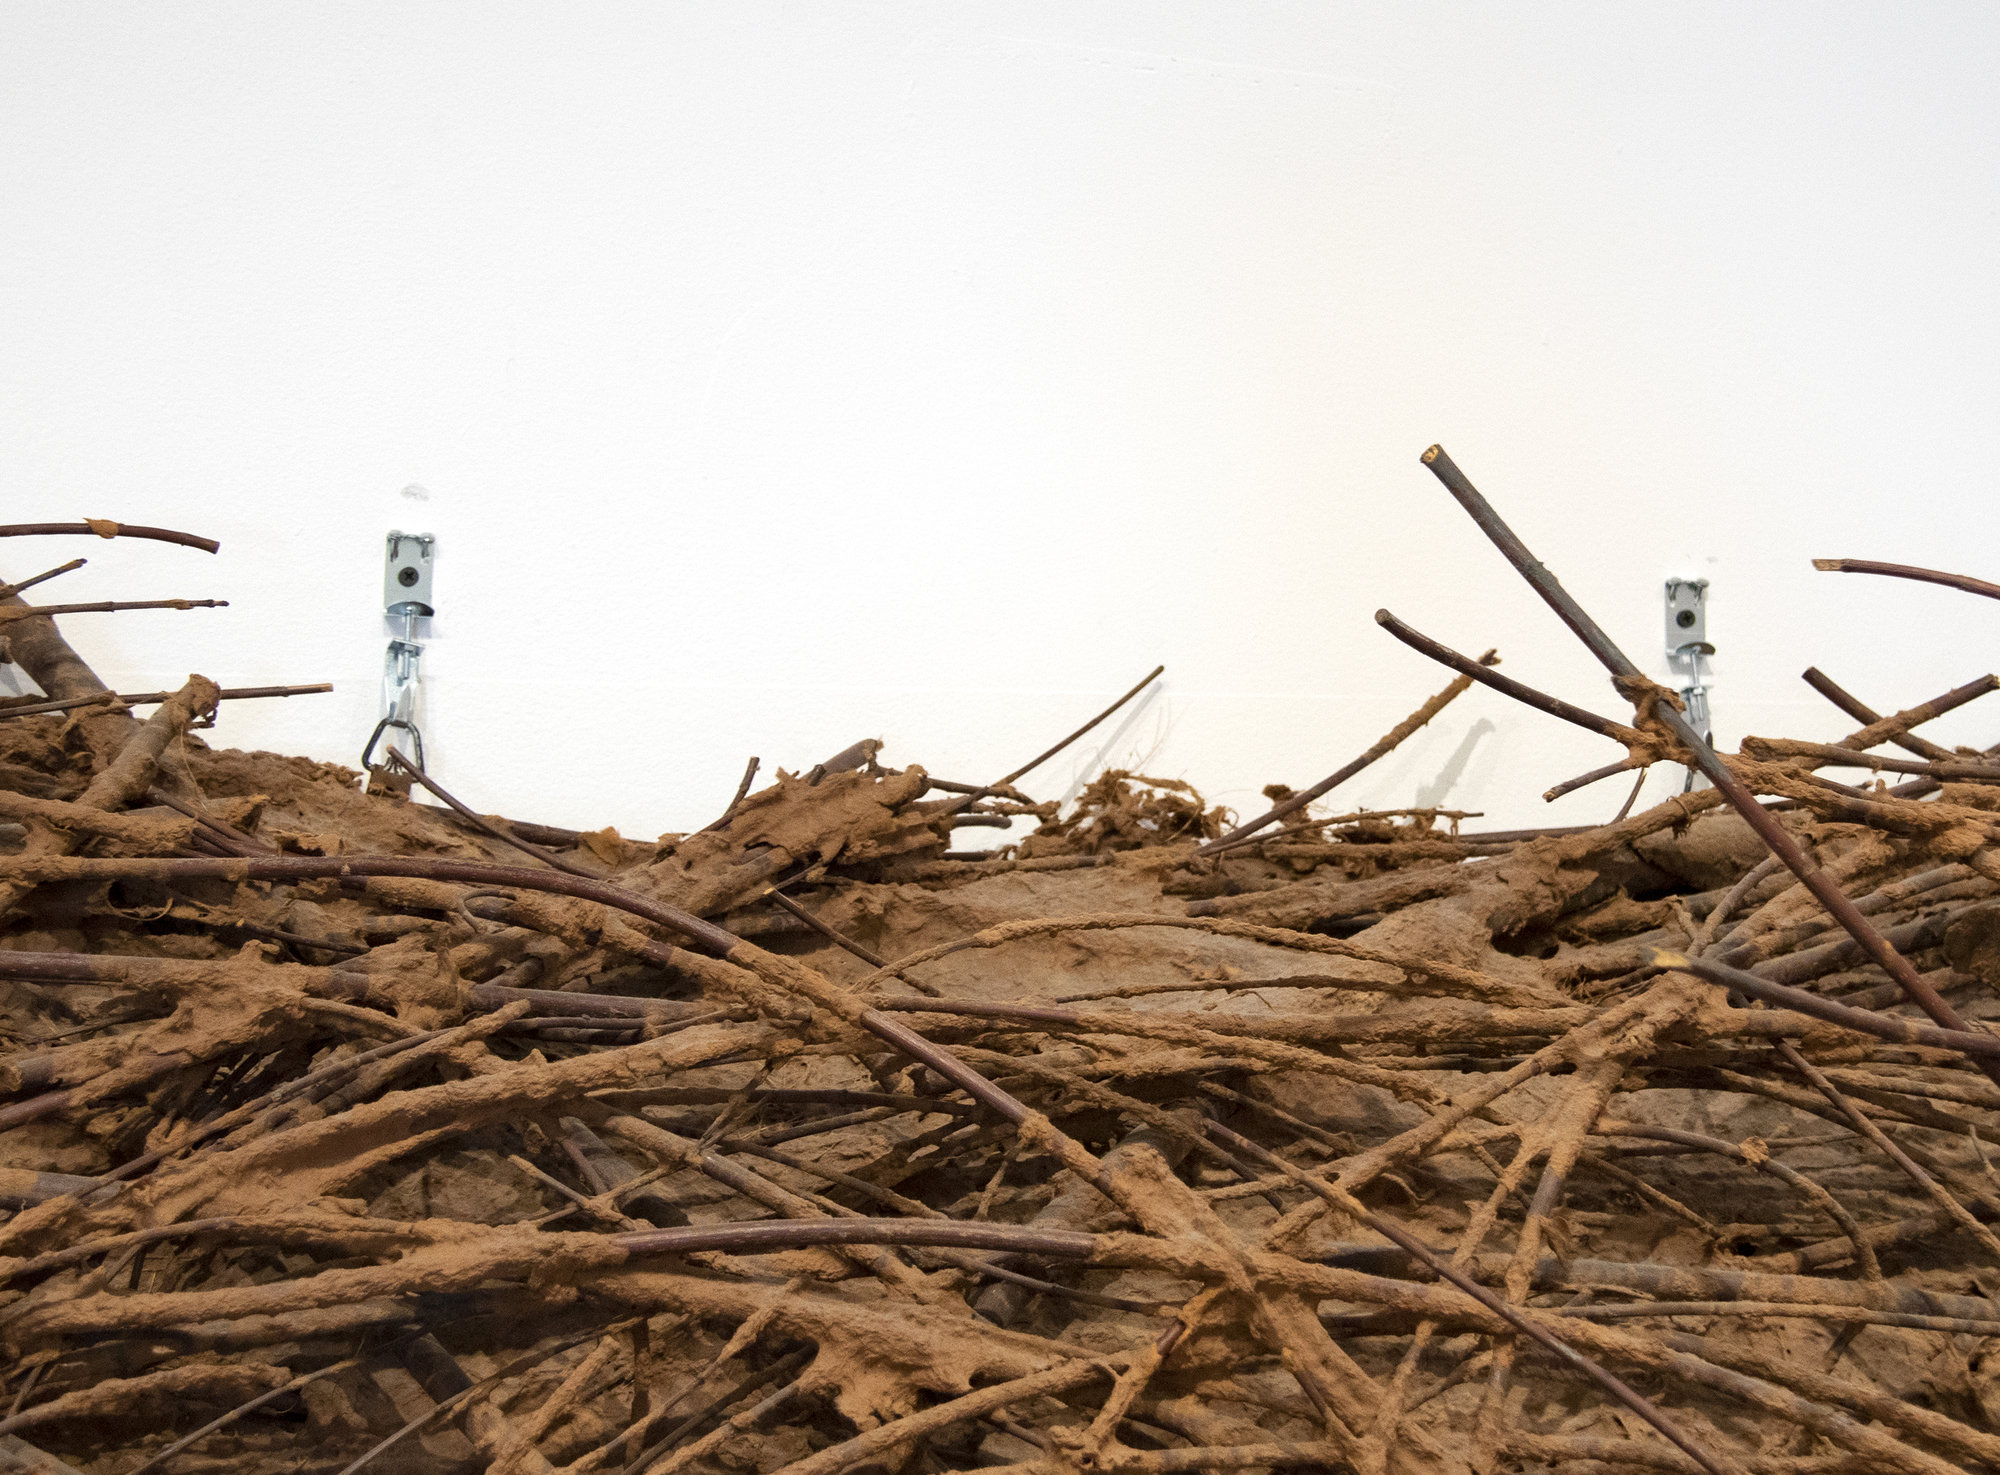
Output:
[[2, 458, 2000, 1474]]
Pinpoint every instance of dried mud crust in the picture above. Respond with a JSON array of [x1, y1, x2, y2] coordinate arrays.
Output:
[[3, 677, 2000, 1475]]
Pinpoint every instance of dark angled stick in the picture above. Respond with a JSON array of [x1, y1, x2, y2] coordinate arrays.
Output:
[[1205, 1120, 1736, 1475], [0, 684, 330, 721], [329, 1321, 640, 1475], [383, 743, 596, 879], [0, 523, 220, 554], [1375, 610, 1636, 741], [1814, 557, 2000, 603], [0, 559, 85, 602], [1772, 1035, 2000, 1263], [1196, 650, 1494, 857], [1420, 443, 2000, 1087], [933, 664, 1165, 819], [493, 817, 587, 848]]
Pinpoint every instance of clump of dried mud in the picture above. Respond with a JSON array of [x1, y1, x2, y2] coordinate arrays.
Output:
[[4, 528, 2000, 1475]]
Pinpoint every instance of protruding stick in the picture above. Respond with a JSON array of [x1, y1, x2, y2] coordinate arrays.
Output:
[[0, 598, 227, 624], [1813, 557, 2000, 603], [0, 559, 85, 602], [761, 888, 942, 997], [0, 684, 331, 721], [1376, 609, 1636, 742], [0, 522, 220, 554]]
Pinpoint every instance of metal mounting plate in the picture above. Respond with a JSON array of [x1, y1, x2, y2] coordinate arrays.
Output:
[[1664, 577, 1709, 657], [385, 530, 435, 614]]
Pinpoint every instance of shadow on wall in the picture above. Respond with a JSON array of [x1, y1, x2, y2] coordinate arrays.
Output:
[[1059, 681, 1167, 808], [1413, 717, 1495, 809]]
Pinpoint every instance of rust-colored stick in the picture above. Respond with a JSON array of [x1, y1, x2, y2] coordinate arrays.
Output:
[[1543, 756, 1643, 803], [0, 598, 227, 625], [611, 1216, 1094, 1260]]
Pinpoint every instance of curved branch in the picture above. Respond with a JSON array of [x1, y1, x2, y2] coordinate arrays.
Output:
[[1814, 557, 2000, 603]]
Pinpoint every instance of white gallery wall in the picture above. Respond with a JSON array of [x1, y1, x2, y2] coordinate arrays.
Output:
[[2, 4, 1998, 841]]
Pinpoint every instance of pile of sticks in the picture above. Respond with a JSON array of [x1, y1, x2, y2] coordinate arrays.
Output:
[[4, 461, 2000, 1475]]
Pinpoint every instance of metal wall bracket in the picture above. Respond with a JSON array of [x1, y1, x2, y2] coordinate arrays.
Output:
[[1664, 577, 1709, 660], [1665, 577, 1712, 792], [384, 530, 435, 614], [364, 530, 436, 781]]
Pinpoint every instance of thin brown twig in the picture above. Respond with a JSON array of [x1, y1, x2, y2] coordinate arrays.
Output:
[[1813, 556, 2000, 603], [1373, 609, 1635, 740], [1543, 755, 1643, 803]]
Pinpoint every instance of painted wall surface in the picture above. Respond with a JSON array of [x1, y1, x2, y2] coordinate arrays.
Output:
[[3, 5, 1997, 843]]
